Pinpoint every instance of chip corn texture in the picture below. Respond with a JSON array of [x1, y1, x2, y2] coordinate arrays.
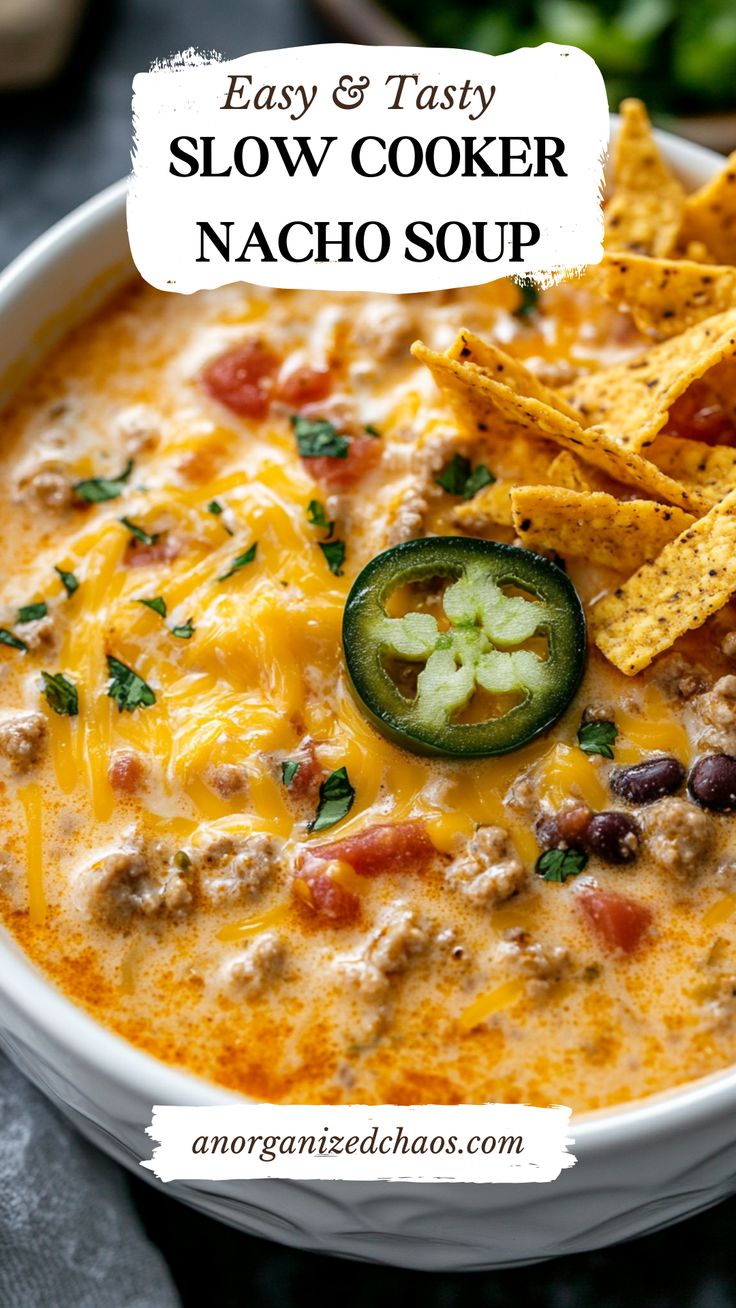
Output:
[[591, 489, 736, 673], [510, 485, 694, 571], [604, 99, 685, 258]]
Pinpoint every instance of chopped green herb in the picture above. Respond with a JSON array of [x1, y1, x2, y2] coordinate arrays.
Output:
[[436, 454, 471, 495], [462, 464, 494, 500], [137, 596, 167, 619], [308, 765, 355, 833], [17, 602, 48, 624], [106, 655, 156, 713], [73, 458, 134, 503], [514, 279, 540, 320], [535, 846, 588, 883], [291, 415, 349, 459], [307, 499, 335, 538], [217, 542, 258, 581], [577, 719, 618, 760], [0, 629, 27, 652], [171, 618, 195, 639], [281, 759, 302, 787], [364, 424, 381, 438], [319, 539, 345, 577], [41, 670, 78, 717], [119, 517, 160, 547], [207, 499, 233, 534], [435, 453, 495, 500], [55, 567, 79, 597]]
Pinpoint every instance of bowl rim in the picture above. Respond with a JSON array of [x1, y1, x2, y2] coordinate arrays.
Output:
[[1, 122, 735, 1157]]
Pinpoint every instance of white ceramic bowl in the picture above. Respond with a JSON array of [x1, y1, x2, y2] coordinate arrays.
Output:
[[1, 128, 736, 1272]]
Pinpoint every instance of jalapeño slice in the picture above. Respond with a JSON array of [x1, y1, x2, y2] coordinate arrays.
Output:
[[342, 537, 586, 758]]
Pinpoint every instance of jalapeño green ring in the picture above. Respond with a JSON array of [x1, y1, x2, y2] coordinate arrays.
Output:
[[342, 536, 587, 758]]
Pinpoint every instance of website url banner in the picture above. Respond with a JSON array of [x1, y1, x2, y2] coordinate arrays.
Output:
[[143, 1104, 575, 1183]]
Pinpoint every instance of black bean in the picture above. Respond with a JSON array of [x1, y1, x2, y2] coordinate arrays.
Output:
[[688, 754, 736, 812], [535, 806, 592, 850], [610, 756, 685, 805], [586, 811, 641, 864]]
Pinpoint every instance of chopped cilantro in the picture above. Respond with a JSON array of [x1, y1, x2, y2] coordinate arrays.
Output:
[[281, 759, 302, 787], [535, 847, 588, 883], [73, 458, 134, 503], [514, 279, 540, 319], [319, 539, 345, 577], [291, 415, 349, 459], [462, 464, 494, 499], [41, 670, 78, 717], [0, 629, 27, 652], [307, 499, 335, 538], [137, 596, 167, 619], [308, 765, 355, 833], [217, 542, 258, 581], [55, 567, 79, 597], [364, 424, 381, 438], [171, 618, 195, 639], [435, 453, 495, 499], [17, 602, 48, 624], [435, 454, 471, 495], [106, 655, 156, 713], [119, 517, 159, 547], [577, 719, 618, 760]]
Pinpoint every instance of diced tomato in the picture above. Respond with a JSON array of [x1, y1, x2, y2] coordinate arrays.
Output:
[[304, 820, 434, 878], [177, 441, 228, 484], [663, 381, 736, 447], [288, 737, 324, 799], [278, 365, 333, 407], [304, 431, 380, 489], [202, 341, 281, 419], [124, 536, 180, 568], [577, 886, 652, 954], [108, 751, 146, 794], [295, 870, 360, 925]]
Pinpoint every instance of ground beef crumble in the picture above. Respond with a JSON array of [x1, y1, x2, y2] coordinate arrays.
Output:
[[643, 797, 714, 878], [0, 712, 47, 770], [496, 927, 570, 996], [445, 826, 527, 907], [225, 932, 287, 996], [76, 827, 192, 926], [691, 675, 736, 754], [192, 832, 285, 906], [340, 900, 430, 1001]]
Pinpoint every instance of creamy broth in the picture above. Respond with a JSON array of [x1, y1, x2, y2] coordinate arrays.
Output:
[[1, 269, 736, 1109]]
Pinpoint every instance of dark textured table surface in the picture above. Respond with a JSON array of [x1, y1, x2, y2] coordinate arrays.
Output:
[[1, 2, 735, 1303]]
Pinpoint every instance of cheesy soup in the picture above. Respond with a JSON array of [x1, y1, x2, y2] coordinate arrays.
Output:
[[4, 101, 736, 1108]]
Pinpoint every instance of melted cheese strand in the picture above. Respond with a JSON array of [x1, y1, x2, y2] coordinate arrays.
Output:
[[18, 782, 45, 924]]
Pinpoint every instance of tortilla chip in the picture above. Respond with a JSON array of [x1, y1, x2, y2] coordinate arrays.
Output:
[[561, 308, 736, 451], [591, 488, 736, 674], [412, 341, 711, 514], [597, 253, 736, 338], [510, 485, 694, 572], [647, 433, 736, 500], [683, 240, 716, 264], [453, 452, 601, 534], [452, 480, 514, 532], [605, 100, 685, 258], [546, 451, 593, 492], [446, 330, 580, 420], [680, 151, 736, 266]]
